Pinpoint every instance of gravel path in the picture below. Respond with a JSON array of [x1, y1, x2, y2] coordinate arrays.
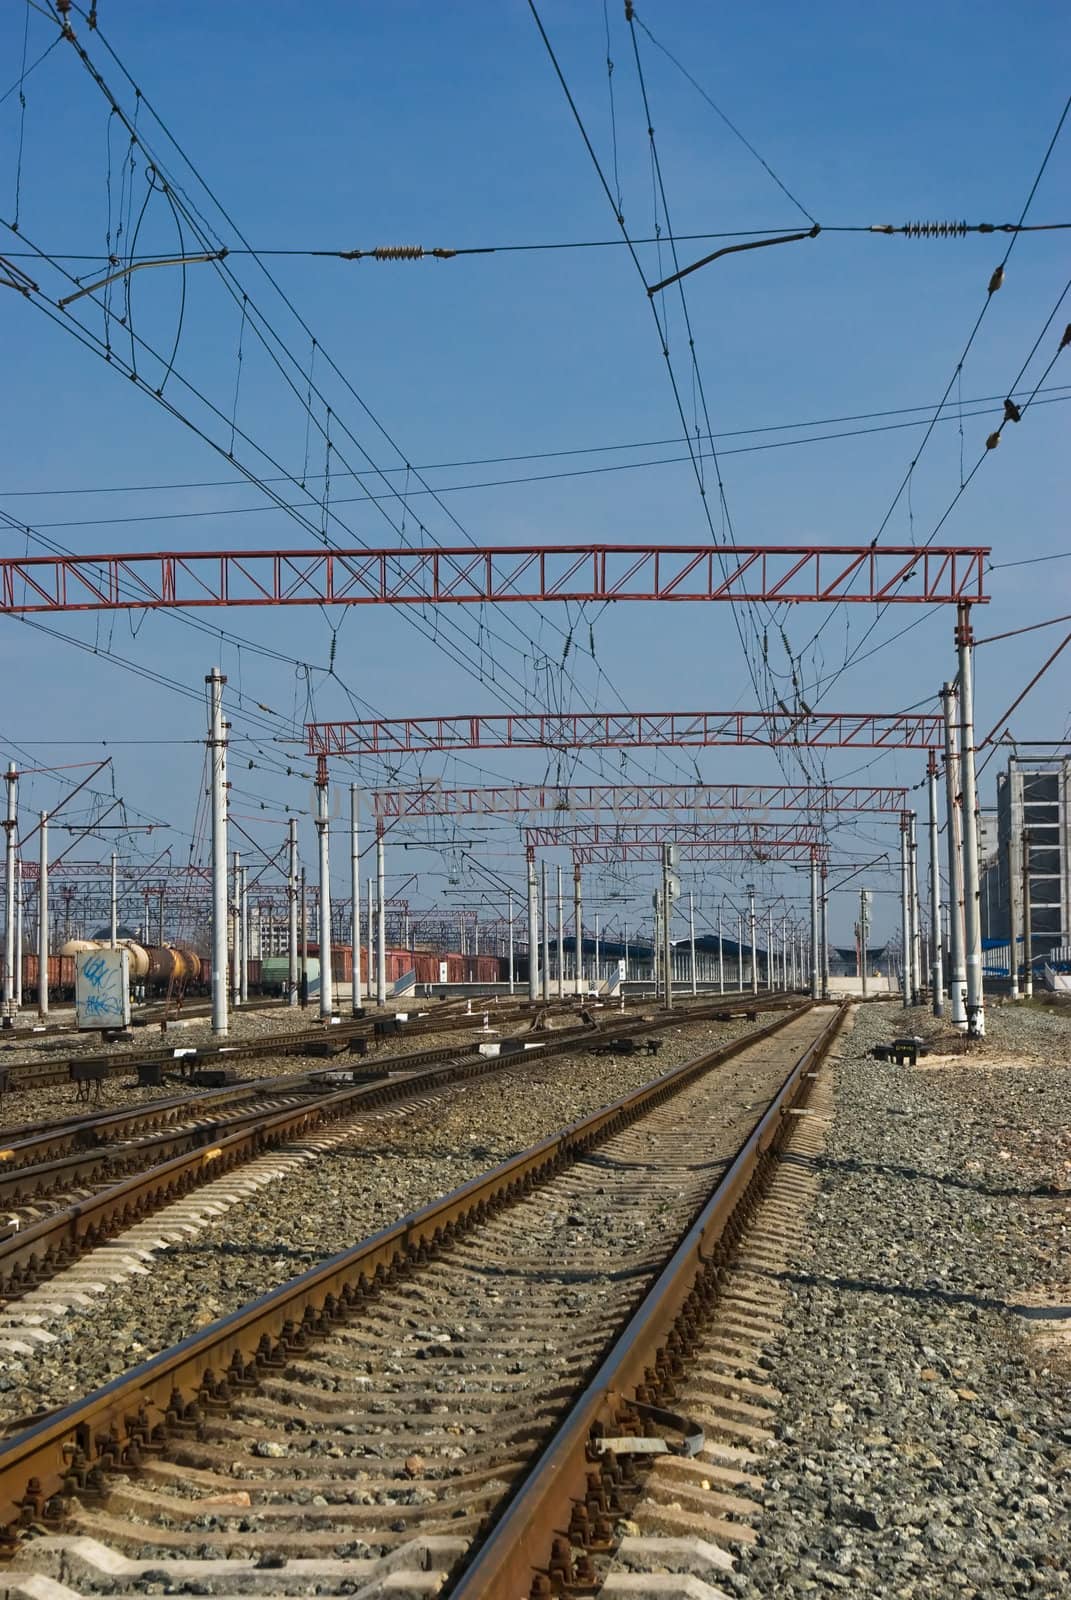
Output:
[[0, 1010, 774, 1420], [736, 1000, 1071, 1600]]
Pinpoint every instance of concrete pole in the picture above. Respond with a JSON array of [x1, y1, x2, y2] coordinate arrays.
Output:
[[206, 670, 228, 1036], [900, 817, 912, 1008], [231, 850, 242, 1008], [541, 862, 551, 1001], [623, 921, 629, 983], [860, 888, 869, 999], [662, 846, 673, 1009], [37, 811, 48, 1019], [942, 685, 968, 1029], [299, 865, 308, 1005], [1022, 829, 1034, 999], [689, 891, 697, 995], [350, 785, 361, 1012], [821, 864, 831, 999], [314, 759, 333, 1019], [594, 911, 600, 993], [15, 887, 22, 1009], [557, 865, 565, 998], [507, 891, 515, 995], [287, 818, 299, 1008], [909, 811, 923, 1003], [809, 857, 820, 999], [1007, 834, 1020, 1000], [110, 851, 118, 950], [928, 756, 945, 1016], [2, 763, 16, 1026], [366, 877, 373, 1005], [956, 607, 985, 1036], [748, 886, 758, 996], [239, 867, 250, 1005], [737, 913, 744, 989], [527, 849, 539, 1002], [766, 907, 775, 990], [573, 862, 583, 995], [376, 828, 386, 1006], [717, 904, 724, 993]]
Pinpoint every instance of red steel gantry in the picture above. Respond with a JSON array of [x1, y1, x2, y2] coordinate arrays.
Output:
[[370, 781, 909, 818]]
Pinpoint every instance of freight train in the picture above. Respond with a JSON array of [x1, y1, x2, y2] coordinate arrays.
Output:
[[17, 944, 507, 1003]]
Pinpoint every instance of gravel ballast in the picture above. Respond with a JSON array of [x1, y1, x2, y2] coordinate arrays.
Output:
[[737, 1000, 1071, 1600], [0, 1009, 778, 1420]]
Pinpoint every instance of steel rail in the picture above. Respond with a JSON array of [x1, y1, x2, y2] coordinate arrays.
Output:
[[452, 1003, 847, 1597], [0, 998, 797, 1306], [0, 1001, 817, 1539]]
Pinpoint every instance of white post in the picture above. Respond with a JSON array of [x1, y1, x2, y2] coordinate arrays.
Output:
[[688, 890, 697, 995], [366, 877, 374, 1004], [737, 912, 743, 989], [809, 857, 820, 999], [957, 606, 985, 1036], [594, 911, 600, 994], [557, 865, 565, 998], [206, 669, 229, 1036], [900, 816, 912, 1007], [376, 827, 386, 1006], [717, 904, 724, 993], [110, 851, 118, 949], [942, 684, 968, 1030], [507, 891, 515, 995], [928, 756, 944, 1016], [541, 862, 551, 1001], [1, 763, 16, 1026], [287, 817, 299, 1008], [909, 811, 923, 1004], [350, 784, 361, 1013], [37, 811, 49, 1018], [527, 849, 539, 1002], [231, 850, 242, 1007], [239, 866, 250, 1005]]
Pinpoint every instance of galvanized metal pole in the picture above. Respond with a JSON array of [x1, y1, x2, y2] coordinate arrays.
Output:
[[717, 904, 724, 993], [809, 857, 820, 999], [37, 811, 48, 1019], [594, 910, 600, 994], [350, 785, 361, 1013], [557, 865, 565, 998], [821, 865, 831, 999], [507, 891, 515, 995], [15, 887, 22, 1010], [860, 888, 869, 999], [287, 817, 299, 1009], [1022, 828, 1034, 999], [689, 891, 697, 995], [2, 763, 16, 1026], [928, 756, 945, 1016], [766, 907, 774, 990], [956, 607, 985, 1036], [207, 669, 228, 1036], [573, 862, 583, 995], [527, 849, 539, 1002], [623, 920, 629, 984], [541, 862, 551, 1002], [110, 851, 118, 950], [376, 828, 387, 1007], [748, 885, 758, 997], [737, 912, 743, 990]]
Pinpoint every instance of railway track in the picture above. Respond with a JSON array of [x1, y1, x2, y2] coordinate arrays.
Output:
[[0, 998, 791, 1319], [0, 999, 845, 1596]]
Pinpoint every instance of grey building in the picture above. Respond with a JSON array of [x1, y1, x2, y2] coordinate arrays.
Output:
[[980, 756, 1070, 961]]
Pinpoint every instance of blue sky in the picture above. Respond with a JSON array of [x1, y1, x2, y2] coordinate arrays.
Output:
[[1, 1, 1068, 946]]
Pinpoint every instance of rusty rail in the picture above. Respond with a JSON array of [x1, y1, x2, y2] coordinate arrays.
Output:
[[0, 1001, 815, 1539], [451, 1002, 848, 1597]]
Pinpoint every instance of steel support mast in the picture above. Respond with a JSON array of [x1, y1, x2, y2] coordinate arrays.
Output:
[[206, 669, 229, 1037], [956, 606, 985, 1036], [941, 684, 968, 1030]]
